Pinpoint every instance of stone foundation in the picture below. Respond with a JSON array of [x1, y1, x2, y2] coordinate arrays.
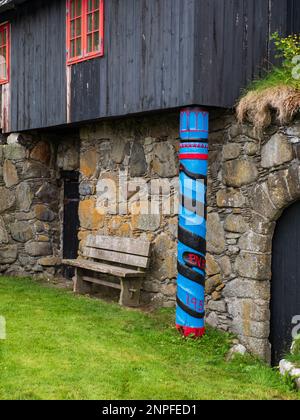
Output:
[[0, 133, 59, 277], [206, 111, 300, 361], [78, 113, 180, 306], [0, 113, 180, 306]]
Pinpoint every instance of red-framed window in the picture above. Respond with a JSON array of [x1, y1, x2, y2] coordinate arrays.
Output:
[[0, 22, 10, 85], [66, 0, 104, 65]]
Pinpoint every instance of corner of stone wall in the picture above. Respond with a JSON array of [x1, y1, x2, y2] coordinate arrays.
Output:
[[0, 132, 63, 278], [206, 110, 300, 361]]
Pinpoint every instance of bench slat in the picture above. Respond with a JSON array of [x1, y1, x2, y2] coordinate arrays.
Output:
[[86, 235, 150, 257], [62, 259, 146, 278], [82, 276, 122, 290], [83, 247, 149, 269]]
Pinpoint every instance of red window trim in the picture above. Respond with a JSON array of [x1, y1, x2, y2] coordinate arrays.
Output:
[[0, 21, 10, 85], [66, 0, 104, 66]]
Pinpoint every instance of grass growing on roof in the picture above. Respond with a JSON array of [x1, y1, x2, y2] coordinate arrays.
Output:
[[237, 33, 300, 130], [0, 276, 299, 400]]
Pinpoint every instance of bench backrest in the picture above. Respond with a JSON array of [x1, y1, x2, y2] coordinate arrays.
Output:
[[83, 235, 151, 269]]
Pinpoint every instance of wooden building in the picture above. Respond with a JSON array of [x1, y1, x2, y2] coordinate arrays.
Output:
[[0, 0, 299, 132], [0, 0, 300, 363]]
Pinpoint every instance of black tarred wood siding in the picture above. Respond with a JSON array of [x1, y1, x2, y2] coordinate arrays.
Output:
[[0, 0, 299, 132]]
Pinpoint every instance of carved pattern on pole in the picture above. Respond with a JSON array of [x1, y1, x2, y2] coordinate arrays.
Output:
[[176, 108, 209, 337]]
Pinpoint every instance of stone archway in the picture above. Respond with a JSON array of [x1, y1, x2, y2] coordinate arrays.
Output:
[[232, 164, 300, 361], [206, 112, 300, 362]]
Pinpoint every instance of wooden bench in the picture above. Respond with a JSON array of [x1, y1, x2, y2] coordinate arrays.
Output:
[[62, 235, 151, 307]]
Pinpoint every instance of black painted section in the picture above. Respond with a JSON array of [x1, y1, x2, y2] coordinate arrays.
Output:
[[62, 170, 79, 279], [270, 201, 300, 365], [3, 0, 300, 131]]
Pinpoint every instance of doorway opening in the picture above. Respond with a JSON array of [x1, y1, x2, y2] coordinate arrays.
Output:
[[61, 171, 80, 279], [270, 201, 300, 365]]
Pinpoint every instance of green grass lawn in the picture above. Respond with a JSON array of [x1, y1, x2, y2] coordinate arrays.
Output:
[[0, 277, 299, 400]]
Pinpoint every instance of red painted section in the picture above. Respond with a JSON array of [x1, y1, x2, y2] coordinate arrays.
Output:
[[176, 325, 206, 338], [178, 154, 208, 161]]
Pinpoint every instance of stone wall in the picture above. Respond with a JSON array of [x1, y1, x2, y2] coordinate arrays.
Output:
[[206, 111, 300, 361], [0, 113, 181, 305], [0, 131, 79, 278], [77, 113, 180, 306]]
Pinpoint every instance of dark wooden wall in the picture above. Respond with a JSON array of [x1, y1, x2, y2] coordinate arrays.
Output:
[[193, 0, 300, 108], [10, 0, 66, 131], [70, 0, 196, 123], [0, 0, 299, 132]]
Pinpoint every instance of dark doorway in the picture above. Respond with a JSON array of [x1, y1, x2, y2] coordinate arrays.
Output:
[[270, 201, 300, 365], [62, 171, 80, 279]]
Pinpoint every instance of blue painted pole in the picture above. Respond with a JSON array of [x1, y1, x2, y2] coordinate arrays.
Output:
[[176, 108, 209, 338]]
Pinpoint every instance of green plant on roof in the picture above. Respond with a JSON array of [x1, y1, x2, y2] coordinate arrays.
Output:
[[237, 33, 300, 130]]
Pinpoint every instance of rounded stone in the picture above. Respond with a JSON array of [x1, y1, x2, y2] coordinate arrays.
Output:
[[0, 217, 9, 244], [223, 159, 258, 187], [261, 133, 293, 168], [34, 205, 56, 222], [16, 183, 33, 212], [152, 142, 178, 178], [224, 214, 248, 234], [218, 256, 232, 277], [80, 149, 98, 178], [216, 189, 246, 208], [207, 213, 226, 255], [206, 254, 220, 276], [0, 187, 15, 213], [79, 199, 105, 230], [25, 241, 52, 257], [129, 142, 147, 177], [0, 245, 18, 264], [3, 160, 19, 187], [206, 274, 222, 294], [10, 222, 33, 243], [235, 252, 271, 280], [30, 141, 51, 166], [3, 144, 26, 160], [222, 143, 241, 161], [244, 142, 258, 156]]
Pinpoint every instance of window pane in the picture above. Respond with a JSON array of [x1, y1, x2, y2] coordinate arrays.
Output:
[[70, 0, 76, 19], [88, 0, 93, 12], [0, 32, 3, 46], [87, 34, 93, 53], [76, 17, 81, 36], [71, 20, 75, 38], [70, 39, 75, 58], [87, 14, 93, 32], [75, 0, 82, 17], [76, 37, 82, 56], [94, 0, 99, 9], [94, 11, 99, 30], [94, 32, 99, 51]]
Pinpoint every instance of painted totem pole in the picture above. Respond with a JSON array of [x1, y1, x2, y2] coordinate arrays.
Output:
[[176, 108, 209, 337]]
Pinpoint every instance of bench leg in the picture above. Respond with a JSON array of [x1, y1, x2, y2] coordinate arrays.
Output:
[[73, 268, 93, 295], [119, 278, 142, 307]]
